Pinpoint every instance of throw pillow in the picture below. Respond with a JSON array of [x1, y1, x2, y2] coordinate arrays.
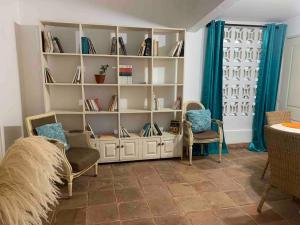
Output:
[[186, 109, 211, 133], [36, 122, 70, 150]]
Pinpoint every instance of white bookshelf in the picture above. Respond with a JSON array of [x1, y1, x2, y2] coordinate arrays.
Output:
[[40, 21, 185, 162]]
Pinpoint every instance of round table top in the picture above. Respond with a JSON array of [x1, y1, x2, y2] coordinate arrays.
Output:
[[271, 123, 300, 134]]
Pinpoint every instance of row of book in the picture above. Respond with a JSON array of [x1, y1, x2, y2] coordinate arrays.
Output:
[[42, 31, 64, 53], [119, 65, 133, 84], [85, 98, 102, 111], [82, 37, 96, 54], [137, 38, 152, 56], [108, 95, 118, 112], [44, 68, 55, 83], [169, 40, 184, 57], [120, 127, 130, 138], [139, 123, 163, 137], [110, 37, 127, 55]]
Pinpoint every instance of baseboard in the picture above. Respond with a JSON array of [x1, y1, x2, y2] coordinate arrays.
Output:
[[224, 129, 252, 144]]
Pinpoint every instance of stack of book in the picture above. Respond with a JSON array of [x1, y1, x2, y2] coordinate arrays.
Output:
[[139, 123, 152, 137], [41, 31, 64, 53], [72, 66, 82, 84], [137, 37, 152, 56], [86, 123, 96, 139], [153, 40, 159, 56], [108, 95, 118, 112], [120, 126, 130, 138], [169, 40, 184, 57], [81, 37, 96, 54], [85, 98, 102, 111], [169, 120, 180, 134], [153, 122, 162, 136], [44, 67, 55, 83], [119, 65, 133, 84], [173, 96, 182, 110], [119, 37, 127, 55]]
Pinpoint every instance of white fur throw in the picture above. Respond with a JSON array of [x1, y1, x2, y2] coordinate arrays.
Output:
[[0, 136, 64, 225]]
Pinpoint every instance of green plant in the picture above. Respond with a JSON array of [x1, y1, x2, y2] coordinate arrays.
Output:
[[99, 64, 109, 74]]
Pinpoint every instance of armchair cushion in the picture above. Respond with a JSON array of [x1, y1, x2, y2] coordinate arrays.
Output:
[[193, 130, 218, 140], [186, 109, 211, 133], [36, 123, 70, 150], [66, 147, 99, 172]]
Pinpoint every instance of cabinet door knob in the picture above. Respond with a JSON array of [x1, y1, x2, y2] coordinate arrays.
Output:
[[157, 143, 161, 146], [116, 145, 120, 148], [121, 145, 124, 148], [161, 142, 165, 146]]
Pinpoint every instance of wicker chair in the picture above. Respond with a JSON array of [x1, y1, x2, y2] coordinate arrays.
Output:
[[183, 101, 223, 165], [25, 112, 100, 197], [258, 126, 300, 212], [261, 111, 291, 179]]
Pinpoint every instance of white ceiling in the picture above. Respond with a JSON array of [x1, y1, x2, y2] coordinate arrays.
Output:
[[218, 0, 300, 22]]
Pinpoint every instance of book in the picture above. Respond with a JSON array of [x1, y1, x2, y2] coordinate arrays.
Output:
[[110, 37, 117, 55], [53, 37, 64, 53], [44, 67, 55, 83], [173, 96, 182, 110], [175, 40, 183, 57], [86, 123, 96, 139], [144, 37, 152, 56], [137, 40, 146, 56], [154, 123, 162, 136], [119, 65, 133, 84], [72, 66, 82, 84], [169, 41, 180, 57], [169, 40, 184, 57], [119, 37, 127, 55], [84, 98, 102, 111], [42, 31, 54, 53], [120, 126, 130, 138], [153, 40, 159, 56], [108, 95, 118, 112], [47, 31, 54, 53], [81, 37, 96, 54]]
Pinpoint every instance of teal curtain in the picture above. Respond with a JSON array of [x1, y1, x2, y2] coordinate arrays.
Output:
[[201, 20, 228, 154], [249, 24, 287, 152]]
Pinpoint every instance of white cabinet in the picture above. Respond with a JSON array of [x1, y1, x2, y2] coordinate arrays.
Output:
[[120, 139, 139, 161], [160, 137, 176, 158], [99, 140, 119, 163], [142, 138, 161, 159]]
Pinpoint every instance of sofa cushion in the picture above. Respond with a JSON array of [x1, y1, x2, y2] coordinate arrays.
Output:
[[186, 109, 211, 133], [66, 147, 100, 172], [193, 130, 218, 140]]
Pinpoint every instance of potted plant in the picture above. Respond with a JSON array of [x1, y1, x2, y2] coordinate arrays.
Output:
[[95, 64, 109, 84]]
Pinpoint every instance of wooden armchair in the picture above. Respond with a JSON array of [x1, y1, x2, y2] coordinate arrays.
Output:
[[261, 111, 291, 179], [182, 101, 223, 165], [25, 112, 100, 197]]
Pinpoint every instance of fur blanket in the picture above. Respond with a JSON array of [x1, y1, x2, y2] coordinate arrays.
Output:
[[0, 136, 63, 225]]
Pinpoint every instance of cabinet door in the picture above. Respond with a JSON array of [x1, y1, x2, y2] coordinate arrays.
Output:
[[99, 140, 119, 163], [160, 137, 176, 158], [120, 139, 139, 161], [142, 138, 160, 159]]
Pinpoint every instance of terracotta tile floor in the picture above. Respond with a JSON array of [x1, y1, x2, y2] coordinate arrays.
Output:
[[47, 147, 300, 225]]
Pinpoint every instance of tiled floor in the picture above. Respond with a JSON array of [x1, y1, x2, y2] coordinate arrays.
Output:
[[48, 146, 300, 225]]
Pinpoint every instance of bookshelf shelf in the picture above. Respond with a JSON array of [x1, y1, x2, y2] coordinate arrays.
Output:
[[40, 21, 185, 163]]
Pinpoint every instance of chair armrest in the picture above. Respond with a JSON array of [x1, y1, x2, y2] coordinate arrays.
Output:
[[65, 132, 91, 148], [211, 119, 223, 127], [211, 119, 224, 142]]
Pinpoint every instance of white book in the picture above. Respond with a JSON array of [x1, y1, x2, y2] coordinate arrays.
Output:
[[176, 41, 183, 57], [169, 41, 180, 57]]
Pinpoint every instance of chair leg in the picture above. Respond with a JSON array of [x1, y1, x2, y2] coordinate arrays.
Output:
[[257, 184, 272, 213], [94, 163, 98, 177], [218, 142, 222, 163], [261, 158, 269, 180], [189, 145, 193, 166], [67, 176, 73, 198]]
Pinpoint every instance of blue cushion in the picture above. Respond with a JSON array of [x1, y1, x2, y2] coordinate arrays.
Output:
[[36, 123, 70, 150], [186, 109, 211, 133]]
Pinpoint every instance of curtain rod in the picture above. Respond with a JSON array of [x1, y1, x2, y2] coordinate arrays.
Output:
[[225, 23, 266, 28]]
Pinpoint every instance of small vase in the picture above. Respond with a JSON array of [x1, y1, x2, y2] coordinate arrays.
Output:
[[95, 74, 106, 84]]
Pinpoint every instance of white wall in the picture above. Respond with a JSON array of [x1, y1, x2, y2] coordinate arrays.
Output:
[[284, 15, 300, 38], [0, 0, 23, 153]]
